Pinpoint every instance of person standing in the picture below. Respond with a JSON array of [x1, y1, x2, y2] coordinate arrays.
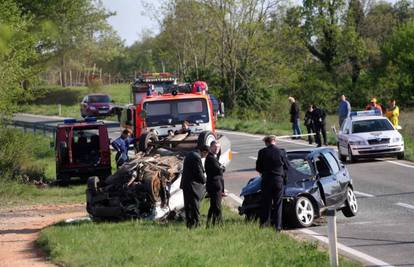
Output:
[[386, 100, 400, 128], [304, 105, 315, 144], [111, 129, 136, 169], [338, 95, 351, 127], [205, 141, 225, 227], [312, 105, 327, 147], [256, 135, 286, 232], [180, 145, 209, 229], [288, 97, 302, 139], [365, 98, 382, 114]]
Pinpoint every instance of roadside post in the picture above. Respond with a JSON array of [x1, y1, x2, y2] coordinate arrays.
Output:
[[327, 209, 338, 267], [58, 104, 62, 116]]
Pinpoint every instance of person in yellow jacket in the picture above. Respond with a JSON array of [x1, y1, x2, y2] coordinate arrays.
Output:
[[386, 100, 399, 128]]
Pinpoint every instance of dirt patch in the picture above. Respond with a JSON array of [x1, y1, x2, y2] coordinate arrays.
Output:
[[0, 204, 86, 267]]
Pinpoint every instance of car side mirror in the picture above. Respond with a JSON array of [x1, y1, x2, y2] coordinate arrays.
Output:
[[140, 109, 147, 119]]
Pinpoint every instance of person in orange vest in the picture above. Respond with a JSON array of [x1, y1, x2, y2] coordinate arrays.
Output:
[[365, 98, 382, 114], [385, 99, 400, 128]]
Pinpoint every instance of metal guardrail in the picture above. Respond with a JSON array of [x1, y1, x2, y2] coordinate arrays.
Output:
[[8, 120, 57, 139]]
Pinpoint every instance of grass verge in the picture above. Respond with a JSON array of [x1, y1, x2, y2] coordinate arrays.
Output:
[[20, 84, 130, 119], [0, 181, 85, 208], [37, 201, 360, 267]]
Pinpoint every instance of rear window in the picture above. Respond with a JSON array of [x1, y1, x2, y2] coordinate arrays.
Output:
[[352, 119, 394, 133], [89, 95, 110, 103]]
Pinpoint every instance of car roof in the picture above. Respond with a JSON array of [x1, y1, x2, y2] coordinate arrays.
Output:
[[287, 147, 335, 158], [143, 93, 209, 102], [87, 93, 110, 96], [350, 115, 387, 122]]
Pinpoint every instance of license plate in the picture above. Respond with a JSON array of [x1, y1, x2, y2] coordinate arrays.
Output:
[[98, 110, 107, 114]]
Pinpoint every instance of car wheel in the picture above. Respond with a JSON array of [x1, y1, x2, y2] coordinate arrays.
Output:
[[397, 152, 404, 160], [338, 143, 347, 162], [138, 132, 159, 153], [197, 131, 216, 148], [342, 187, 358, 217], [348, 146, 358, 163], [291, 196, 315, 228], [57, 174, 70, 186]]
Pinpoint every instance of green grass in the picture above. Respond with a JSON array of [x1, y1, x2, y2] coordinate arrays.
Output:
[[37, 202, 360, 267], [0, 181, 85, 208], [20, 84, 131, 119]]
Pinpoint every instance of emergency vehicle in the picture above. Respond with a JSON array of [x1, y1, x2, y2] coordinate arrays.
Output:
[[55, 117, 111, 184], [336, 110, 404, 163], [118, 73, 232, 166]]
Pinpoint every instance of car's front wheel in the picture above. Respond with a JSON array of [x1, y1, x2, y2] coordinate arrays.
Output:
[[342, 187, 358, 217], [291, 196, 315, 228], [397, 152, 404, 160], [348, 146, 358, 163], [338, 143, 347, 162]]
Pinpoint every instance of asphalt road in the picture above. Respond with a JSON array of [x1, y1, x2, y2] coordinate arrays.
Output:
[[10, 113, 414, 266], [221, 129, 414, 267]]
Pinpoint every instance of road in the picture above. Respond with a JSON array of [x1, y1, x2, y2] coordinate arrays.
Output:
[[10, 113, 414, 266], [222, 129, 414, 267]]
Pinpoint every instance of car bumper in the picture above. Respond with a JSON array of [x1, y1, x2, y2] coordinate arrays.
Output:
[[84, 109, 112, 116], [350, 143, 404, 157]]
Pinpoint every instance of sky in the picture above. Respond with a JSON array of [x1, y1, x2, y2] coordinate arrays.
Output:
[[102, 0, 399, 47], [101, 0, 161, 47]]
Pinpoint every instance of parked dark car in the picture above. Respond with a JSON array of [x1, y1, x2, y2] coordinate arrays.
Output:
[[80, 93, 113, 118], [55, 118, 111, 184], [238, 148, 358, 228]]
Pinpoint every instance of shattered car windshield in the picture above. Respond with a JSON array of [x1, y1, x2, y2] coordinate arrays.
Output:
[[289, 158, 313, 176]]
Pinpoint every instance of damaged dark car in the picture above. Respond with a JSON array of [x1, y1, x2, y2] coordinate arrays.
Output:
[[238, 148, 358, 228]]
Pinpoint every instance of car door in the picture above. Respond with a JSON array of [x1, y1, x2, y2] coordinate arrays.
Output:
[[338, 119, 351, 155], [322, 151, 346, 204], [313, 153, 341, 207]]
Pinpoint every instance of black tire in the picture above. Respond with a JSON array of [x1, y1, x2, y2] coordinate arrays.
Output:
[[342, 187, 358, 217], [57, 173, 70, 186], [138, 132, 158, 152], [348, 146, 358, 163], [290, 196, 315, 228], [397, 152, 405, 160], [197, 131, 216, 148], [338, 143, 347, 162]]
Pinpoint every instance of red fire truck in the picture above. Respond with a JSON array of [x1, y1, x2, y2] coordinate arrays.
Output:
[[119, 73, 231, 165]]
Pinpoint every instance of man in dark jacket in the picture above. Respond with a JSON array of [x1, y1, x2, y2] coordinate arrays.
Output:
[[289, 97, 302, 139], [311, 104, 327, 147], [180, 145, 210, 229], [304, 105, 315, 144], [111, 129, 136, 169], [256, 135, 286, 232], [205, 141, 225, 227]]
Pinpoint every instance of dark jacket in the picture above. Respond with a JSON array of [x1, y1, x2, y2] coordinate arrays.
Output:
[[256, 144, 285, 177], [290, 102, 300, 123], [304, 110, 314, 127], [180, 151, 206, 196], [205, 152, 224, 192], [312, 107, 326, 126]]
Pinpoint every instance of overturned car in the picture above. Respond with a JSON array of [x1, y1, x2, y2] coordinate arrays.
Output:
[[86, 150, 186, 220], [238, 148, 358, 228]]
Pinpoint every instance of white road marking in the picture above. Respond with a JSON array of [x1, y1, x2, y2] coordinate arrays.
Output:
[[228, 189, 394, 266], [384, 160, 414, 169], [248, 156, 257, 160], [395, 202, 414, 211], [354, 191, 375, 198], [232, 151, 239, 154], [228, 193, 243, 205], [299, 229, 395, 267], [217, 129, 315, 147]]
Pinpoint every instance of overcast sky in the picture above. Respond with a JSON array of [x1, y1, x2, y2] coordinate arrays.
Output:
[[102, 0, 400, 47]]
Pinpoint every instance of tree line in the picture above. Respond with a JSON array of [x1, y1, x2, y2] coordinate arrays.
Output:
[[109, 0, 414, 119], [1, 0, 414, 119]]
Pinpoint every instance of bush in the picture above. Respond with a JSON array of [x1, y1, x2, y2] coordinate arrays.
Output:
[[0, 126, 52, 182]]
